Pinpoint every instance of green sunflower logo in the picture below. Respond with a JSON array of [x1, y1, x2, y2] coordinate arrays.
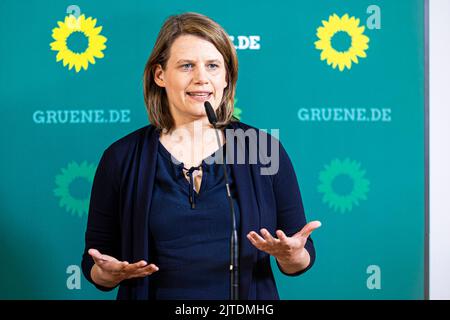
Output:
[[54, 161, 97, 217], [233, 98, 243, 120], [318, 158, 370, 213]]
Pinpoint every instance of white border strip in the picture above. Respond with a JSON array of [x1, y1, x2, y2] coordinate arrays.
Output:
[[430, 0, 450, 300]]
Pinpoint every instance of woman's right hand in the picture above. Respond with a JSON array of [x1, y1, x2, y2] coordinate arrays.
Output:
[[88, 248, 159, 288]]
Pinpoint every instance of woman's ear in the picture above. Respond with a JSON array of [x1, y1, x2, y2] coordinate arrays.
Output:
[[154, 64, 165, 87]]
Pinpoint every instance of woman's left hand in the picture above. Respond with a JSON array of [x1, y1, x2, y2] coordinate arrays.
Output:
[[246, 221, 322, 265]]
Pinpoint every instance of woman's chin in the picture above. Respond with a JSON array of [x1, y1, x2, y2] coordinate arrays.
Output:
[[187, 104, 208, 116]]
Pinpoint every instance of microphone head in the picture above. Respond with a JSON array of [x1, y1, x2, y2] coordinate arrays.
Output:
[[204, 101, 218, 125]]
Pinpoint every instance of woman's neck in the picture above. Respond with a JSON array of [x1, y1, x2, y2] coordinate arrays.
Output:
[[162, 118, 223, 147], [159, 118, 225, 168]]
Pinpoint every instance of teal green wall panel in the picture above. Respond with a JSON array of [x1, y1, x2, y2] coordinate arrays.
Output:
[[0, 0, 425, 299]]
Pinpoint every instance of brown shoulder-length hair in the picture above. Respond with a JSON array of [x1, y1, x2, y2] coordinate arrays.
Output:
[[143, 12, 239, 132]]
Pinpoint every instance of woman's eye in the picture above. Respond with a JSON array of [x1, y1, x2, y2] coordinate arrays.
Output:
[[208, 64, 219, 70], [181, 63, 193, 70]]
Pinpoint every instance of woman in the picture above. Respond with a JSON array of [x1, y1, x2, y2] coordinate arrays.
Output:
[[82, 12, 321, 300]]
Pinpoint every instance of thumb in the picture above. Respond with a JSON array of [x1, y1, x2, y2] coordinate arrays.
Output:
[[88, 248, 102, 259], [88, 248, 114, 263], [297, 220, 322, 239]]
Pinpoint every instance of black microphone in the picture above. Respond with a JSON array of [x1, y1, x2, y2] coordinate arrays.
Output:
[[204, 101, 218, 125], [204, 101, 239, 300]]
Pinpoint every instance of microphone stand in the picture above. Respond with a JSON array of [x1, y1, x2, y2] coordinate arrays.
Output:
[[204, 102, 239, 300]]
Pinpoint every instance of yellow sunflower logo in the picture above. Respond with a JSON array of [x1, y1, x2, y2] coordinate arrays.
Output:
[[50, 14, 107, 72], [314, 14, 369, 71]]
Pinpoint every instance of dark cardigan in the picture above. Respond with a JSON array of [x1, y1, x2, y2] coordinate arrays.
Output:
[[82, 120, 316, 300]]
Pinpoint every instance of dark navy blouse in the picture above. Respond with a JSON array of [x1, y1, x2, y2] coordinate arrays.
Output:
[[148, 139, 241, 300]]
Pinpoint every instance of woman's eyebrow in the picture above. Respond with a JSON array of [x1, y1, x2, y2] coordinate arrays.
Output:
[[206, 59, 222, 64], [176, 59, 195, 64], [176, 59, 222, 64]]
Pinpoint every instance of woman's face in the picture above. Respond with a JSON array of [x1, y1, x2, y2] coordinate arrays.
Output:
[[154, 34, 228, 126]]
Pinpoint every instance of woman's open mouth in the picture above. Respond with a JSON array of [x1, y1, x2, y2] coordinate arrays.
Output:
[[186, 91, 212, 102]]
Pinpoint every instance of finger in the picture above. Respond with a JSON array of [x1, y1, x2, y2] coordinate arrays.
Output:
[[123, 260, 148, 273], [129, 270, 157, 279], [260, 228, 277, 245], [248, 231, 267, 245], [246, 233, 265, 251], [138, 264, 159, 274], [94, 256, 118, 270], [98, 260, 128, 273], [128, 264, 159, 279], [132, 260, 149, 268], [276, 230, 289, 243], [147, 263, 159, 271], [298, 220, 322, 239]]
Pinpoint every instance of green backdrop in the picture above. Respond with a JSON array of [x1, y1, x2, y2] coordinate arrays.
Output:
[[0, 0, 426, 299]]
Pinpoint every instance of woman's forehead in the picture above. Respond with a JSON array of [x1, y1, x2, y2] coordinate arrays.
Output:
[[168, 35, 224, 62]]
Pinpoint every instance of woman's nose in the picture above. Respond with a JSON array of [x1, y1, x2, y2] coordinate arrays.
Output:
[[193, 65, 209, 84]]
